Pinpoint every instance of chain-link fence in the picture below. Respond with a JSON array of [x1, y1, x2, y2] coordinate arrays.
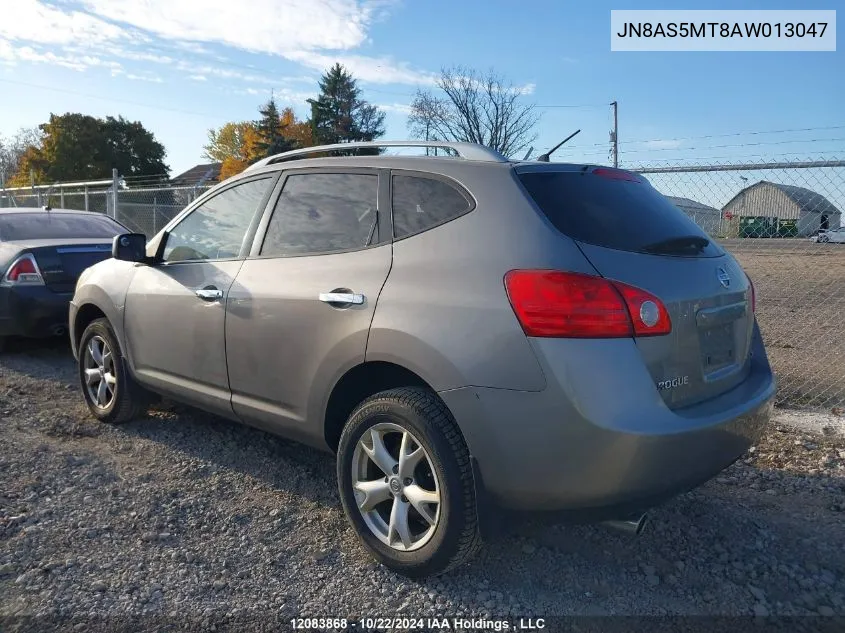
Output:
[[2, 159, 843, 409], [1, 180, 114, 215], [113, 185, 213, 237], [630, 158, 845, 409]]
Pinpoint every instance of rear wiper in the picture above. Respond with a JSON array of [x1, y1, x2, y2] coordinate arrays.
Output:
[[642, 235, 710, 255]]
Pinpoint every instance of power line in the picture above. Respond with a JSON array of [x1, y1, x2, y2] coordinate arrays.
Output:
[[534, 126, 845, 153], [619, 137, 845, 154], [620, 125, 845, 146], [0, 78, 227, 119]]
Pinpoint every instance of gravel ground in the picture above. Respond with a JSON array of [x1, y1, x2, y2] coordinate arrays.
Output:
[[1, 340, 844, 629]]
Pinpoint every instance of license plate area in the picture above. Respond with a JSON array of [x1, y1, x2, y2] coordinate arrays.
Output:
[[700, 323, 735, 373]]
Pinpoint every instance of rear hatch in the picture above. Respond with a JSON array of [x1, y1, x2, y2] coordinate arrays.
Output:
[[517, 165, 754, 409]]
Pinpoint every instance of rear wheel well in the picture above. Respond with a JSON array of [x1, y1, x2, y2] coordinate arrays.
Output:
[[324, 361, 432, 452], [74, 304, 107, 349]]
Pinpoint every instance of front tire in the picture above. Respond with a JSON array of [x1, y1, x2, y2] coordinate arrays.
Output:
[[337, 387, 481, 578], [78, 318, 145, 424]]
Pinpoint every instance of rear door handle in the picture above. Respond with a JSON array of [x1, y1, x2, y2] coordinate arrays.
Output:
[[195, 287, 224, 301], [319, 292, 365, 305]]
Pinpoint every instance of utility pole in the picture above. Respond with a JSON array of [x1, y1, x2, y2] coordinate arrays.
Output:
[[610, 101, 618, 168]]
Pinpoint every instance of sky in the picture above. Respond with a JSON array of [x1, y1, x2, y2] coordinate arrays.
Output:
[[0, 0, 842, 203]]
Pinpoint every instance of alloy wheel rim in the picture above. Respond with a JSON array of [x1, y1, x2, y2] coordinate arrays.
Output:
[[351, 422, 441, 552], [83, 335, 117, 410]]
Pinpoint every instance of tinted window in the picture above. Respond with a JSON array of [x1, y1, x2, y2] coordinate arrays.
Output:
[[261, 173, 379, 256], [517, 170, 723, 256], [163, 178, 271, 262], [392, 175, 472, 239], [0, 213, 123, 241]]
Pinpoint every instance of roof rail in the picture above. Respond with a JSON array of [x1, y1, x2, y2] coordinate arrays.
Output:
[[245, 140, 508, 172]]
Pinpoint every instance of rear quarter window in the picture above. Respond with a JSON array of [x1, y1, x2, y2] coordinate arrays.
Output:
[[517, 170, 723, 257], [391, 174, 473, 239]]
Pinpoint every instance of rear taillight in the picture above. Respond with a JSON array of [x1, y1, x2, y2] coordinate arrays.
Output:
[[504, 270, 671, 338], [4, 254, 44, 285]]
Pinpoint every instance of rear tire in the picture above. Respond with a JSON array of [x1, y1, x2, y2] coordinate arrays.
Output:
[[819, 234, 830, 243], [337, 387, 481, 578], [78, 318, 145, 424]]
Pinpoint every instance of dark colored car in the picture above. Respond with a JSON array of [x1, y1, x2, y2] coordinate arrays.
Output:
[[0, 208, 125, 351]]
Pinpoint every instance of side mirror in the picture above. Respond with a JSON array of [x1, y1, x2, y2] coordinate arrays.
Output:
[[112, 233, 147, 262]]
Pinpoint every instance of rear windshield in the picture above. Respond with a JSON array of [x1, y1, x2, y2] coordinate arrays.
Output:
[[517, 170, 724, 257], [0, 213, 124, 241]]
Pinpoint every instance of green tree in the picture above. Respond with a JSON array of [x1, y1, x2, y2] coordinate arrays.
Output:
[[255, 97, 295, 158], [8, 113, 168, 184], [102, 116, 169, 178], [308, 64, 385, 150]]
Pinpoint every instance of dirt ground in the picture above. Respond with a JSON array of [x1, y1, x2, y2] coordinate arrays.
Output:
[[722, 239, 845, 408], [0, 341, 843, 630]]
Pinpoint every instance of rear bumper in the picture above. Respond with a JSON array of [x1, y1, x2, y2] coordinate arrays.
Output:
[[0, 285, 72, 339], [440, 323, 775, 513]]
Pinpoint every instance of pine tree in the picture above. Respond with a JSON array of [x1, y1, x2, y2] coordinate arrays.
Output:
[[308, 64, 385, 151], [255, 96, 294, 158]]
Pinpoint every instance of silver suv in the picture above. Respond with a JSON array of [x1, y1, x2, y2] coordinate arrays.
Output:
[[70, 141, 775, 577]]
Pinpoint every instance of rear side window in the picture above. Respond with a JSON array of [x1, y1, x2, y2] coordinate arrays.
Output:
[[517, 170, 723, 256], [261, 173, 379, 256], [0, 213, 123, 241], [391, 175, 472, 239]]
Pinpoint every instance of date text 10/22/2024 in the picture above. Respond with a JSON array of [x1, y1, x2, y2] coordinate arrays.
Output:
[[290, 617, 548, 630]]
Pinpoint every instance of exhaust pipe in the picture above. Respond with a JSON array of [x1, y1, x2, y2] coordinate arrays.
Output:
[[602, 513, 648, 535]]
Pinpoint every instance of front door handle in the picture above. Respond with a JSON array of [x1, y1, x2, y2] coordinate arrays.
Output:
[[319, 292, 365, 306], [195, 287, 224, 301]]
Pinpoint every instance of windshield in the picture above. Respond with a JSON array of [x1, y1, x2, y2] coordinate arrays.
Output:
[[0, 213, 124, 241]]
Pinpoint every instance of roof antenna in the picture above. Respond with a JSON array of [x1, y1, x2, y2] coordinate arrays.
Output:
[[536, 129, 581, 162]]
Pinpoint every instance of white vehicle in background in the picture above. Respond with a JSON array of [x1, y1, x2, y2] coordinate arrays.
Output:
[[815, 227, 845, 243]]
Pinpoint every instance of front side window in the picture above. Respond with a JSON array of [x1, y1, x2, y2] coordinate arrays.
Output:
[[391, 175, 472, 239], [260, 173, 379, 256], [163, 178, 271, 262]]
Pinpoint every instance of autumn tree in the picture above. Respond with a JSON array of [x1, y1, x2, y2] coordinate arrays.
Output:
[[281, 107, 313, 149], [204, 121, 263, 180], [408, 66, 539, 158], [0, 127, 42, 186], [308, 64, 385, 150], [7, 113, 168, 185], [205, 105, 313, 180]]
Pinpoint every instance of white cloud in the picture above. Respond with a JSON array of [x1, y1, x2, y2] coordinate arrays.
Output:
[[80, 0, 372, 54], [0, 0, 126, 45], [377, 103, 412, 114], [0, 41, 122, 72], [0, 0, 513, 95], [189, 74, 207, 82], [284, 50, 435, 85], [125, 73, 164, 83]]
